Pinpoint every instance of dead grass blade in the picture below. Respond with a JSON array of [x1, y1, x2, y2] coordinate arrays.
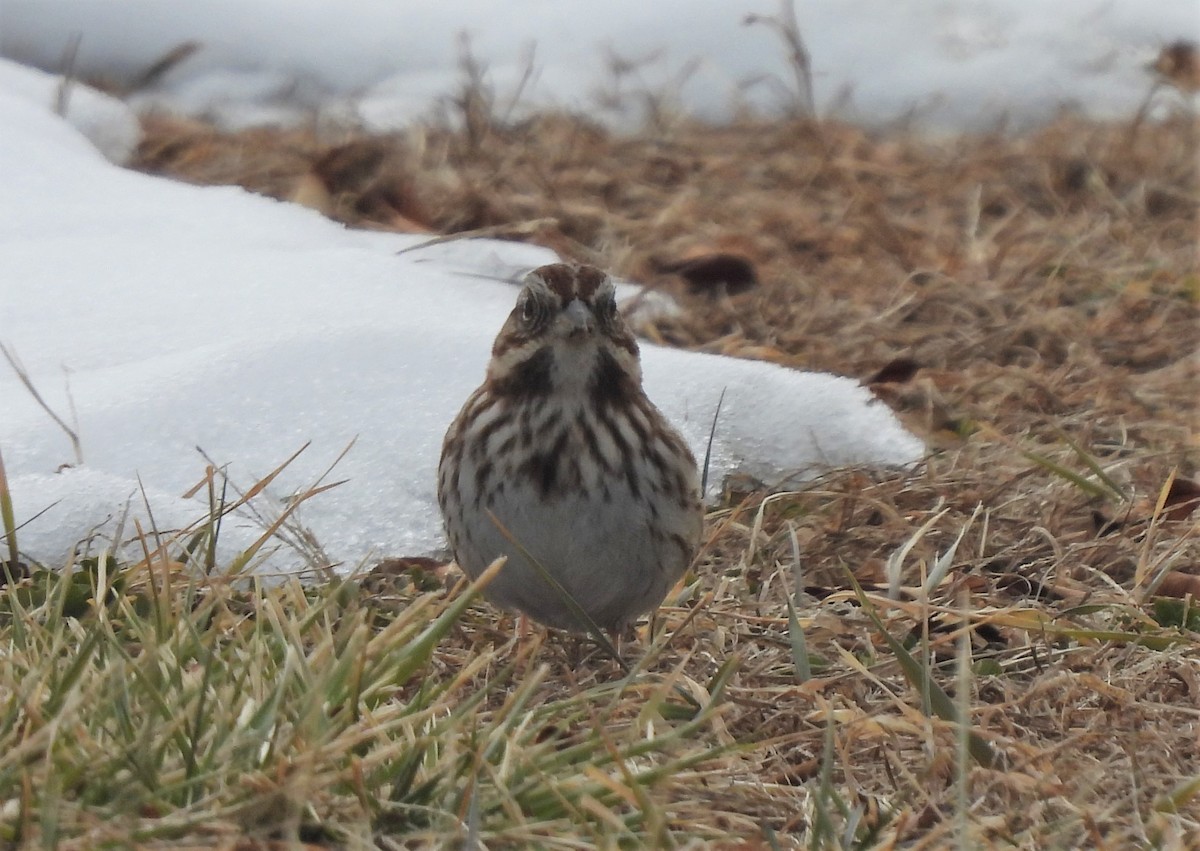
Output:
[[0, 446, 18, 570], [1, 343, 83, 465]]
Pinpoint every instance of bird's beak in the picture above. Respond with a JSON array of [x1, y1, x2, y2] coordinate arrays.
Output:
[[562, 299, 593, 336]]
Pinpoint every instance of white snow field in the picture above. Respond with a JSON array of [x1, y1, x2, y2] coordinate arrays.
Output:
[[0, 68, 923, 572]]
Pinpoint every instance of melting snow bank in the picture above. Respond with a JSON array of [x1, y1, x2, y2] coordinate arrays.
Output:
[[0, 61, 923, 573]]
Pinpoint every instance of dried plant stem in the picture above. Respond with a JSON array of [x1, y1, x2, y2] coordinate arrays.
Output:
[[1, 342, 83, 465], [745, 0, 817, 118]]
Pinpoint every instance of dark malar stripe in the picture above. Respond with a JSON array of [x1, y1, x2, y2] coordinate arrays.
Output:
[[589, 349, 637, 406], [491, 347, 554, 399]]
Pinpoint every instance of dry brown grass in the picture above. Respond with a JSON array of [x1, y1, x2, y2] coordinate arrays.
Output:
[[108, 103, 1200, 847]]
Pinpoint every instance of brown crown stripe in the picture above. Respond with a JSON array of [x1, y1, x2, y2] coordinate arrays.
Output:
[[531, 263, 608, 304]]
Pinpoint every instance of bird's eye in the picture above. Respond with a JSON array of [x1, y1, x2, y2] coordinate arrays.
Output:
[[520, 296, 540, 325]]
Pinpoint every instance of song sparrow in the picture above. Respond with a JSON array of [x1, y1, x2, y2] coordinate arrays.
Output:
[[438, 263, 703, 632]]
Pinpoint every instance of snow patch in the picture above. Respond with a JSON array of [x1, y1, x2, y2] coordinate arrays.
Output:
[[0, 78, 922, 571]]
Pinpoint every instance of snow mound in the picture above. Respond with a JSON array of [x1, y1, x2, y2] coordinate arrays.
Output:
[[0, 62, 923, 572]]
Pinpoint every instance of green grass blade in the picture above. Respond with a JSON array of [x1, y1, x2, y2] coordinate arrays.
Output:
[[1020, 445, 1122, 502]]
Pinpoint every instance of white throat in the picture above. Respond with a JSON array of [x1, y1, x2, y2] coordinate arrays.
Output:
[[549, 342, 600, 399]]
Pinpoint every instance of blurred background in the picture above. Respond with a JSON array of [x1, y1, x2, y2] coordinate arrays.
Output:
[[0, 0, 1194, 131]]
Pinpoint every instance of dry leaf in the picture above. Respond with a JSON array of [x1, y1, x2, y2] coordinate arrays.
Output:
[[1163, 475, 1200, 521], [659, 252, 759, 296], [868, 356, 921, 384], [1153, 40, 1200, 93], [1156, 572, 1200, 599]]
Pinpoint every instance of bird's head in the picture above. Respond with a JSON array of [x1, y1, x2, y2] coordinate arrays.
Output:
[[486, 263, 642, 402]]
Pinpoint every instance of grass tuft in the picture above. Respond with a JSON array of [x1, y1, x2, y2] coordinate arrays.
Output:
[[0, 539, 738, 846]]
